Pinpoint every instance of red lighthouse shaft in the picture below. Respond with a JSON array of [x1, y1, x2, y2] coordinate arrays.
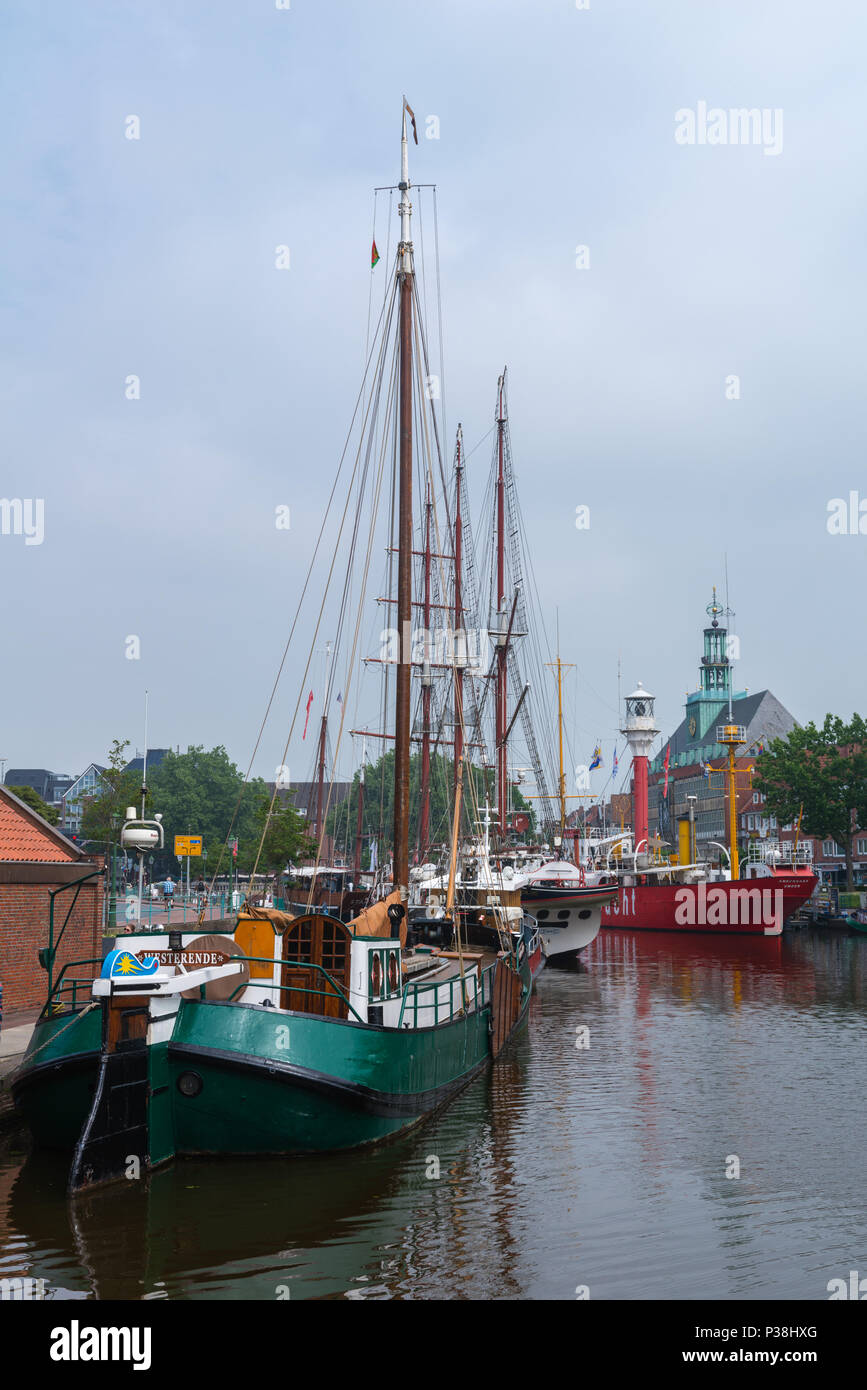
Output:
[[632, 753, 649, 853]]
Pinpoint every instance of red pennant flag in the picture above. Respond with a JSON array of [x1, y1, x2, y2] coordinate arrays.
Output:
[[302, 690, 314, 740], [662, 743, 671, 797], [403, 98, 418, 145]]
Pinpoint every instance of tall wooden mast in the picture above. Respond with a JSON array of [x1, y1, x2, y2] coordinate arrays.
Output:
[[393, 99, 416, 897], [353, 745, 365, 879], [314, 640, 333, 846], [419, 490, 432, 858], [495, 371, 508, 835], [314, 714, 328, 843], [453, 426, 465, 804]]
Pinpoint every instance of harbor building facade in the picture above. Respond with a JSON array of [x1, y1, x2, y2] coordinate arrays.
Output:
[[647, 594, 799, 862]]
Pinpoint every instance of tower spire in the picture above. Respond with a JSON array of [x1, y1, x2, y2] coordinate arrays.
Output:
[[700, 587, 730, 699]]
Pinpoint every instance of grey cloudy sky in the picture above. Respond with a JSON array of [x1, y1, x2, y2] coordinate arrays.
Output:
[[2, 0, 864, 793]]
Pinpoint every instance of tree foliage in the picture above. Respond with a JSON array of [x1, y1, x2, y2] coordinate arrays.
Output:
[[149, 745, 268, 877], [326, 749, 535, 866], [254, 794, 315, 875], [8, 784, 59, 825], [79, 739, 143, 845], [754, 713, 867, 888]]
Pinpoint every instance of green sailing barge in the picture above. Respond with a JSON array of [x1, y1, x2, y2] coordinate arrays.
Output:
[[13, 101, 539, 1192]]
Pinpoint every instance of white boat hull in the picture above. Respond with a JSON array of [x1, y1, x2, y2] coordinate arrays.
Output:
[[535, 903, 602, 960]]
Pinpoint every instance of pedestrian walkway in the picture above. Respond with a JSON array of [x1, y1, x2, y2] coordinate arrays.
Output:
[[0, 1016, 37, 1125], [0, 1020, 36, 1062]]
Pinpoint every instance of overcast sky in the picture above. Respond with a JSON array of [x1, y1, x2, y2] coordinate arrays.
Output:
[[2, 0, 865, 796]]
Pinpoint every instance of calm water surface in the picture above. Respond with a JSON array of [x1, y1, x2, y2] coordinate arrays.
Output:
[[2, 930, 866, 1300]]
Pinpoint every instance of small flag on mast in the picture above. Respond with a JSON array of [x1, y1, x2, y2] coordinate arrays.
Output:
[[403, 98, 418, 145], [371, 240, 380, 269], [589, 744, 602, 771], [302, 690, 314, 740]]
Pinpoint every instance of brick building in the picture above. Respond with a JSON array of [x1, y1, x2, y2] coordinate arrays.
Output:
[[0, 785, 104, 1016]]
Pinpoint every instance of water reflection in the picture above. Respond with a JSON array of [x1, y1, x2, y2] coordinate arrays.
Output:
[[2, 931, 866, 1300]]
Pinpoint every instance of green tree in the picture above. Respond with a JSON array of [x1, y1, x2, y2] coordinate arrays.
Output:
[[148, 745, 269, 879], [7, 784, 59, 825], [326, 749, 535, 866], [79, 739, 143, 846], [754, 713, 867, 889], [254, 794, 315, 879]]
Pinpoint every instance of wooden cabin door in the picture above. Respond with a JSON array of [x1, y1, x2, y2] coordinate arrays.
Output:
[[281, 914, 351, 1019]]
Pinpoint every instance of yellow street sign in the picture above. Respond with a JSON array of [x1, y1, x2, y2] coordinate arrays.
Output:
[[174, 835, 203, 857]]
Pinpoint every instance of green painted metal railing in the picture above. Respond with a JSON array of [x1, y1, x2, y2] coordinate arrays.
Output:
[[397, 960, 496, 1030], [42, 957, 105, 1016], [42, 948, 505, 1033], [43, 952, 364, 1025], [110, 893, 230, 932], [223, 956, 364, 1023]]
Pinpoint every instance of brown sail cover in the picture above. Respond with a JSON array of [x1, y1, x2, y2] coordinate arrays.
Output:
[[346, 889, 405, 946], [243, 906, 297, 931]]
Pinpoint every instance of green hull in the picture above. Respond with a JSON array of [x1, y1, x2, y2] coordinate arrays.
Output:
[[169, 997, 495, 1155], [13, 1008, 102, 1150], [13, 962, 531, 1173]]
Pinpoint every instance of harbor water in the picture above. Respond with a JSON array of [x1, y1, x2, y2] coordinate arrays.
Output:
[[2, 929, 865, 1301]]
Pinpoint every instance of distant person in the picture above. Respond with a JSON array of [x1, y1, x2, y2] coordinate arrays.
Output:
[[163, 876, 175, 902]]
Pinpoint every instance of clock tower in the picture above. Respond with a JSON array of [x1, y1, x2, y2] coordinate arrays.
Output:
[[685, 588, 735, 743]]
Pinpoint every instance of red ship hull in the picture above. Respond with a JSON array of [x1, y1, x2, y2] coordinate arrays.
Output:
[[600, 870, 817, 936]]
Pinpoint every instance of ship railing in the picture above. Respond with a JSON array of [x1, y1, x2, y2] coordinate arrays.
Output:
[[716, 723, 747, 745], [223, 956, 365, 1021], [41, 954, 365, 1024], [110, 892, 231, 931], [745, 840, 813, 866], [41, 957, 104, 1017], [397, 959, 496, 1030]]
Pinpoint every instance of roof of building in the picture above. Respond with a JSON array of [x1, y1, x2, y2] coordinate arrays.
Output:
[[0, 785, 86, 863], [266, 781, 353, 812], [651, 689, 797, 773], [65, 763, 107, 793], [4, 769, 55, 798], [123, 748, 171, 775]]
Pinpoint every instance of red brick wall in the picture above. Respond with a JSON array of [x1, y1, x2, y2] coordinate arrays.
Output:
[[0, 870, 104, 1014]]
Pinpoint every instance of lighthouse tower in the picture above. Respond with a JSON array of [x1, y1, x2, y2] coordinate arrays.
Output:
[[621, 683, 659, 857]]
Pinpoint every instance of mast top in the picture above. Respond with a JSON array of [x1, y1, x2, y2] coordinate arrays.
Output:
[[399, 97, 417, 274]]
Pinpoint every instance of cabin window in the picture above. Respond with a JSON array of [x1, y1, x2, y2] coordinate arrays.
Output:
[[290, 918, 314, 963], [369, 952, 383, 1000], [368, 948, 401, 1001]]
